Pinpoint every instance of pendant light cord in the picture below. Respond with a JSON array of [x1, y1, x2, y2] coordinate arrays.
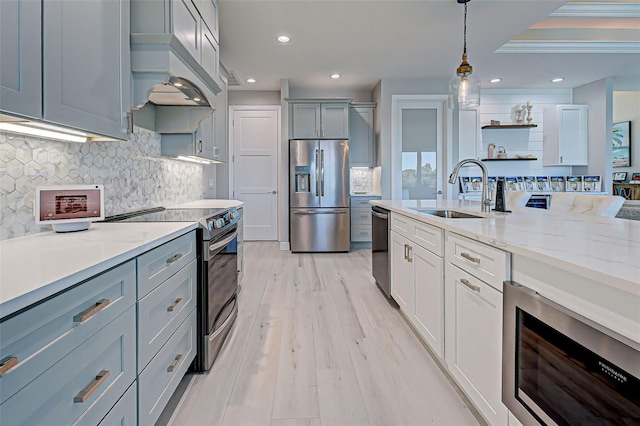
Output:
[[463, 2, 467, 54]]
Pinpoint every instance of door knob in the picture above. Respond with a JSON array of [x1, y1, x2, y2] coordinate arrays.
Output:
[[270, 190, 277, 194], [437, 190, 443, 195]]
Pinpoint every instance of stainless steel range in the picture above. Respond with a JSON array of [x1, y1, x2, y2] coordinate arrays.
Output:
[[105, 207, 240, 372]]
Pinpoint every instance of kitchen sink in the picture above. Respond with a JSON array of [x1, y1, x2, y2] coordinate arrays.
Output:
[[410, 209, 486, 219]]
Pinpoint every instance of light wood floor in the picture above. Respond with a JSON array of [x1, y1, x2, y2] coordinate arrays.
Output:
[[171, 242, 481, 426]]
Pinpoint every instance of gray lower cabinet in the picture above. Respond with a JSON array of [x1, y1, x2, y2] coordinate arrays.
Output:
[[1, 0, 130, 140], [138, 310, 197, 425], [350, 196, 381, 242], [0, 260, 136, 405], [0, 307, 136, 425], [99, 382, 138, 426], [0, 230, 198, 426], [136, 233, 199, 425]]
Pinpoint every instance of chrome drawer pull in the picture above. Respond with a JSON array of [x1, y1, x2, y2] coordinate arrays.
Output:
[[167, 354, 183, 372], [460, 252, 481, 264], [360, 232, 368, 235], [167, 298, 183, 312], [0, 356, 19, 376], [407, 245, 413, 263], [166, 253, 183, 264], [73, 299, 110, 323], [460, 278, 481, 292], [74, 370, 110, 403]]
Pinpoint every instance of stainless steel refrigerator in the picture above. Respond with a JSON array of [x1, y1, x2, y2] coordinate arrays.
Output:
[[290, 139, 350, 252]]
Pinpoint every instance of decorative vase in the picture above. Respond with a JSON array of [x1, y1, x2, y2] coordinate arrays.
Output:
[[526, 102, 533, 124], [515, 105, 523, 124]]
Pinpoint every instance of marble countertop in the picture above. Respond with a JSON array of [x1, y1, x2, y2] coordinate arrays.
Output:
[[371, 200, 640, 295], [169, 199, 244, 209], [0, 222, 198, 317]]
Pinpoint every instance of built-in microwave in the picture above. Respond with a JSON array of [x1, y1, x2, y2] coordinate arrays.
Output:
[[502, 281, 640, 425]]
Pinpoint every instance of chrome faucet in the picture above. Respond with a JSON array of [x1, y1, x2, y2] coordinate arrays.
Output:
[[449, 159, 492, 213]]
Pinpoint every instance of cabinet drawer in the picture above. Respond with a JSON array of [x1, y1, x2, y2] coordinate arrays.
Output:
[[446, 233, 509, 291], [139, 309, 196, 426], [99, 382, 137, 426], [138, 259, 197, 369], [413, 220, 444, 257], [351, 225, 372, 242], [0, 307, 136, 426], [350, 196, 380, 207], [351, 207, 372, 225], [390, 213, 443, 256], [0, 260, 136, 404], [137, 230, 197, 298]]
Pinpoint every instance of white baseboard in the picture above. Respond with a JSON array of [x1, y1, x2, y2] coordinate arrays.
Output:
[[279, 242, 290, 251]]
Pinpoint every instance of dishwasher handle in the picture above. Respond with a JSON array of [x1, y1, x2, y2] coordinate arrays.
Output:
[[372, 211, 388, 220]]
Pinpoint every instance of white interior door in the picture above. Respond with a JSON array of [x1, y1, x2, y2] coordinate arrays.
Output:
[[391, 96, 447, 200], [231, 106, 280, 240]]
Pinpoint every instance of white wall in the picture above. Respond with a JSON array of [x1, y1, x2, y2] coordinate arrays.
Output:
[[228, 90, 281, 105], [572, 78, 613, 191], [289, 88, 372, 102], [613, 91, 640, 179], [476, 89, 573, 179]]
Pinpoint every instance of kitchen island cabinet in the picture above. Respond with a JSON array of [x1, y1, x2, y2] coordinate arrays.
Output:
[[374, 199, 639, 425]]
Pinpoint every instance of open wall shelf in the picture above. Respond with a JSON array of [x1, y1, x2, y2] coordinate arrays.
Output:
[[481, 157, 537, 161], [481, 124, 537, 129]]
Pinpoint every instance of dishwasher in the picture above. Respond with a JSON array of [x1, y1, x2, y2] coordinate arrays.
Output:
[[371, 206, 390, 297]]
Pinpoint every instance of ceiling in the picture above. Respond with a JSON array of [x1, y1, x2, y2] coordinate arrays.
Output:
[[218, 0, 640, 93]]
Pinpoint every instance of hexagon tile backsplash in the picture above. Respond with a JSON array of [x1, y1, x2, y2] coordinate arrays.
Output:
[[0, 127, 204, 240]]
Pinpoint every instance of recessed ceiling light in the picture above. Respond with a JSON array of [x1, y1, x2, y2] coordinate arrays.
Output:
[[246, 78, 256, 84], [330, 74, 341, 79], [490, 78, 502, 83], [277, 35, 290, 43], [551, 78, 564, 83]]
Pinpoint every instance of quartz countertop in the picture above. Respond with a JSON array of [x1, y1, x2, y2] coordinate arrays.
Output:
[[0, 222, 198, 317], [168, 199, 244, 209], [371, 199, 639, 295], [350, 193, 382, 197], [373, 199, 640, 344]]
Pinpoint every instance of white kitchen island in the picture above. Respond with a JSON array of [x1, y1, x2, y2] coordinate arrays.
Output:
[[372, 199, 639, 425]]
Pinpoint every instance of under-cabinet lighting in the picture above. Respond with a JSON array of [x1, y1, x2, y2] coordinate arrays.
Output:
[[551, 77, 564, 83], [175, 156, 221, 165], [0, 122, 88, 143]]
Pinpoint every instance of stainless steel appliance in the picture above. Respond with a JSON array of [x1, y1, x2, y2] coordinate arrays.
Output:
[[289, 139, 350, 252], [105, 207, 240, 372], [371, 206, 390, 297], [503, 281, 640, 425]]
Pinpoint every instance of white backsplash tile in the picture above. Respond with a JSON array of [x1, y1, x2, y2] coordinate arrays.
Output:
[[0, 127, 203, 240], [350, 167, 374, 193]]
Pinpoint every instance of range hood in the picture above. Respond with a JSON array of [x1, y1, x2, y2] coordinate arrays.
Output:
[[130, 33, 222, 134]]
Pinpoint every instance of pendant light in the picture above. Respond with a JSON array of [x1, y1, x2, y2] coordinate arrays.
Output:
[[448, 0, 480, 110]]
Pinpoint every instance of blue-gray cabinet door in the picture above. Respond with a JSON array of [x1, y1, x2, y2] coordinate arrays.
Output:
[[0, 0, 42, 118], [43, 0, 130, 140]]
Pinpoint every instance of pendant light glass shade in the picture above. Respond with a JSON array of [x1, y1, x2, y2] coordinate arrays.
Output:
[[448, 0, 480, 110], [448, 72, 481, 110]]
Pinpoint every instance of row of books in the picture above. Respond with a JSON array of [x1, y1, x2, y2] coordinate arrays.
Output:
[[459, 175, 602, 193]]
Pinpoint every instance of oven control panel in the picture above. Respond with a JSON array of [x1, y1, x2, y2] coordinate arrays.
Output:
[[206, 208, 240, 232]]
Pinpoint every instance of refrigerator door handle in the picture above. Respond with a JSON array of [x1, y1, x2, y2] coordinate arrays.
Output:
[[292, 210, 348, 215], [315, 149, 320, 196], [320, 149, 325, 196]]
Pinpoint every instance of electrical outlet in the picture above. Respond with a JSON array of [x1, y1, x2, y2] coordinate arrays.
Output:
[[208, 179, 215, 189]]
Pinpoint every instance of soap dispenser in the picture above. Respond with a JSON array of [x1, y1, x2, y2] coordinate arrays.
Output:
[[493, 178, 511, 213]]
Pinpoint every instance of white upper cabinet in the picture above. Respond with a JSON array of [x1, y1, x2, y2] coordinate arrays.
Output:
[[291, 100, 350, 139], [212, 75, 228, 162], [194, 0, 219, 42], [0, 0, 42, 119], [1, 0, 130, 140], [349, 104, 376, 167], [543, 105, 588, 166]]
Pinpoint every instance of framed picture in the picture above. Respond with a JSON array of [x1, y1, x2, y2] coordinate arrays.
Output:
[[612, 121, 631, 167], [632, 173, 640, 181], [612, 172, 627, 182]]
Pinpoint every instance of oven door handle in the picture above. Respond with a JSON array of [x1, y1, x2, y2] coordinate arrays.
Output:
[[209, 232, 238, 253]]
